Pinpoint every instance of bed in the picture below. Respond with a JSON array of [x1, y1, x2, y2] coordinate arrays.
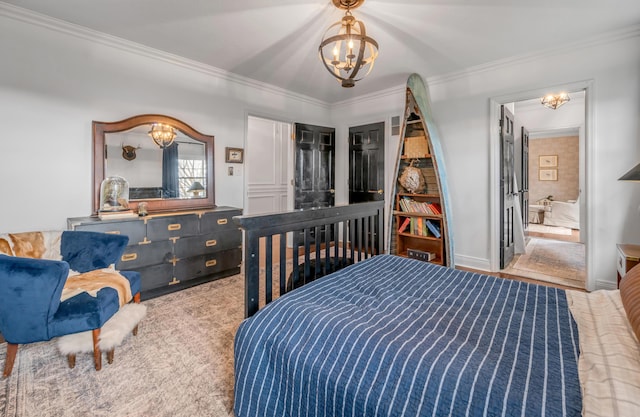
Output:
[[233, 204, 640, 417], [234, 255, 583, 416]]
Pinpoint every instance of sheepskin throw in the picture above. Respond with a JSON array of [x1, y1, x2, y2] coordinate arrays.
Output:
[[62, 267, 133, 307], [0, 231, 62, 260], [57, 303, 147, 354]]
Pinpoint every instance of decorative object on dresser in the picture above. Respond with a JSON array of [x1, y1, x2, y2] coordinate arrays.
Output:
[[389, 73, 454, 267], [68, 207, 242, 300], [93, 114, 215, 215]]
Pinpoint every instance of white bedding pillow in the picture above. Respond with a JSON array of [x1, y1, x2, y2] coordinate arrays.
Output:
[[566, 289, 640, 417]]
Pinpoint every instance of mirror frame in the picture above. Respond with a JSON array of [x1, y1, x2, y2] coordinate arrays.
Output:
[[93, 114, 215, 215]]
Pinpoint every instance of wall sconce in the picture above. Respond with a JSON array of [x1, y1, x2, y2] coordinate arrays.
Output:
[[619, 162, 640, 182]]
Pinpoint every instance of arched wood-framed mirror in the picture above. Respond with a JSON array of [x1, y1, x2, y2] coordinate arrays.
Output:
[[93, 114, 215, 215]]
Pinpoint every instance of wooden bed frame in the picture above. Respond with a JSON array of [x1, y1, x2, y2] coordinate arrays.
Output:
[[233, 201, 384, 318]]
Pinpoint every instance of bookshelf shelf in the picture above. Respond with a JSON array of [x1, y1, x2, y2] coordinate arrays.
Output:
[[397, 232, 440, 241]]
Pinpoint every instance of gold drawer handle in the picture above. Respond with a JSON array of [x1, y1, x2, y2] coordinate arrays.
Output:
[[205, 259, 217, 267], [206, 239, 217, 247], [106, 231, 121, 235], [217, 218, 228, 225], [121, 253, 138, 262], [168, 277, 180, 285], [168, 224, 182, 231]]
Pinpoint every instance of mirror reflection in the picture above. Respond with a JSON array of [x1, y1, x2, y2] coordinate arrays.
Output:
[[93, 114, 215, 215], [105, 126, 207, 200]]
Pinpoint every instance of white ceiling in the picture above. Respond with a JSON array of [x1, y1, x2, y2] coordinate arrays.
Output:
[[3, 0, 640, 103]]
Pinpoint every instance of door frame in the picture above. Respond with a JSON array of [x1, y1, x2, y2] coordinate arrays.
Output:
[[488, 79, 595, 290]]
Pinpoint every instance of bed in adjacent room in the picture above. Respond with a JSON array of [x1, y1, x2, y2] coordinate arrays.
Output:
[[233, 254, 640, 417]]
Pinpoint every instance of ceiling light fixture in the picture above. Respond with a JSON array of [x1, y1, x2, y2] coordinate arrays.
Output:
[[541, 92, 571, 110], [319, 0, 378, 88], [148, 123, 176, 148]]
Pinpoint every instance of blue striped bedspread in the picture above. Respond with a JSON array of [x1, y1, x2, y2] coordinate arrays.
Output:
[[234, 254, 582, 417]]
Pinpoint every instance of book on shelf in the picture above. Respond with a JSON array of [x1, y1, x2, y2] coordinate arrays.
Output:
[[398, 197, 438, 215], [426, 220, 441, 238], [398, 217, 411, 233], [98, 210, 138, 220]]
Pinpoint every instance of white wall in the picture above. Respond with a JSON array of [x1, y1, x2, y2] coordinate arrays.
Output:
[[331, 29, 640, 289], [0, 10, 331, 232]]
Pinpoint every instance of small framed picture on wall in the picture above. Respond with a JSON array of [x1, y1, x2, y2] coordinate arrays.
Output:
[[539, 169, 558, 181], [225, 147, 244, 163], [539, 155, 558, 168]]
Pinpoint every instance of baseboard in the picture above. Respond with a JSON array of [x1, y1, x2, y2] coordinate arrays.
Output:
[[454, 254, 491, 272], [595, 280, 617, 291]]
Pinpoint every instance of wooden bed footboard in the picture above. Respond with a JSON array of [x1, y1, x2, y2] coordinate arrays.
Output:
[[233, 201, 384, 318]]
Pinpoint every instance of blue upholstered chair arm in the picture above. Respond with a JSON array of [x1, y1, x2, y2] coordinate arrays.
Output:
[[0, 255, 68, 344], [60, 231, 129, 273]]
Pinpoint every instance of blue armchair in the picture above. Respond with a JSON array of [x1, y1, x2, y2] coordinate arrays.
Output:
[[0, 230, 141, 377]]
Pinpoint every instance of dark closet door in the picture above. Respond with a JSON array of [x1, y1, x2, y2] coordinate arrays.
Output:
[[500, 105, 516, 269], [349, 122, 385, 204], [294, 123, 335, 209]]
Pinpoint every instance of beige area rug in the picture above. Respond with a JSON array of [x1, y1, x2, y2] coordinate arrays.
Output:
[[0, 275, 245, 417], [528, 223, 573, 235], [508, 237, 586, 288]]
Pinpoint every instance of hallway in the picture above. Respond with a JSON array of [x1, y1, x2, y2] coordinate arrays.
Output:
[[502, 226, 585, 289]]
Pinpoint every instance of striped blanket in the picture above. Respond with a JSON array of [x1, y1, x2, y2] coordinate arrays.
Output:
[[234, 255, 581, 417]]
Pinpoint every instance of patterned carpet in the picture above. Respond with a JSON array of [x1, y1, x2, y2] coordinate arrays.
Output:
[[510, 237, 586, 288], [0, 275, 245, 417]]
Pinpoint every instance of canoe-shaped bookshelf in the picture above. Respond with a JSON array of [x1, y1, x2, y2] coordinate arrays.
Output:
[[389, 74, 454, 267]]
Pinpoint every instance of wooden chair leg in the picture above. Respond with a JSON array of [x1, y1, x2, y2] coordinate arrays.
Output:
[[3, 343, 18, 378], [67, 354, 76, 369], [133, 292, 141, 336], [92, 329, 102, 371], [106, 350, 114, 365]]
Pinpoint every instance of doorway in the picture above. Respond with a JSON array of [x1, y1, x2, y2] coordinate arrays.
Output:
[[492, 87, 590, 290], [348, 122, 385, 204], [245, 115, 292, 215]]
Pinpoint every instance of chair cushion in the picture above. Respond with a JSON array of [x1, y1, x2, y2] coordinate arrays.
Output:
[[49, 288, 120, 339], [120, 270, 141, 296], [61, 231, 129, 273]]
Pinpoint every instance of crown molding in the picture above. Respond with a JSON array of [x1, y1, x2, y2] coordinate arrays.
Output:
[[427, 24, 640, 86], [332, 83, 405, 108], [529, 127, 580, 139], [0, 2, 330, 109]]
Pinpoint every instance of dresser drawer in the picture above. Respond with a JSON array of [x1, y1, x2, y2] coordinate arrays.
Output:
[[116, 240, 173, 270], [137, 263, 175, 292], [146, 214, 200, 240], [174, 231, 242, 258], [174, 248, 242, 281], [200, 210, 242, 234], [74, 219, 146, 245]]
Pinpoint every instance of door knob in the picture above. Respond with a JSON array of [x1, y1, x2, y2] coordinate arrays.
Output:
[[329, 189, 335, 194]]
